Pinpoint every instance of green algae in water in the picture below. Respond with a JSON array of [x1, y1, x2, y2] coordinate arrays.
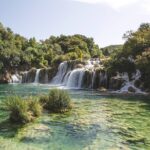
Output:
[[0, 84, 150, 150]]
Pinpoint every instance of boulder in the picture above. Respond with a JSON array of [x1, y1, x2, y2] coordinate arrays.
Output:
[[39, 68, 48, 83], [81, 70, 92, 88], [134, 79, 141, 88], [128, 86, 136, 93], [47, 67, 58, 82], [0, 72, 11, 83], [39, 67, 57, 83], [98, 87, 107, 92], [109, 76, 125, 90]]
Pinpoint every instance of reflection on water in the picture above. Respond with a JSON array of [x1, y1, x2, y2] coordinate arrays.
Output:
[[0, 84, 150, 150]]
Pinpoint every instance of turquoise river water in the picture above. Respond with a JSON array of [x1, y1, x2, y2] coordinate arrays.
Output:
[[0, 84, 150, 150]]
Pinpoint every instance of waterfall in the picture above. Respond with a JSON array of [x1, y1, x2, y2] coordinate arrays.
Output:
[[15, 59, 146, 93], [51, 59, 103, 89], [62, 71, 71, 85], [44, 71, 49, 83], [91, 71, 96, 89], [34, 69, 41, 83], [51, 61, 68, 84], [21, 59, 110, 90], [66, 68, 85, 88], [117, 70, 145, 94], [11, 74, 21, 83]]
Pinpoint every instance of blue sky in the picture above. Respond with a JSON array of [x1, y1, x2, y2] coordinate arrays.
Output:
[[0, 0, 149, 47]]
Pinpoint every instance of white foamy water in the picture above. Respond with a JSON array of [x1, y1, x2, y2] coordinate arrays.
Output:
[[11, 74, 21, 83], [50, 59, 105, 89], [34, 69, 41, 83], [115, 70, 146, 94]]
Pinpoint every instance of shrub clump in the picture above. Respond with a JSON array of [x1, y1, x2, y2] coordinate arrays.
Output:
[[28, 98, 42, 117], [40, 89, 72, 113], [2, 96, 42, 124]]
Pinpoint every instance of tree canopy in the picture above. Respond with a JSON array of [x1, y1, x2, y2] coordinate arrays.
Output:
[[106, 23, 150, 89], [0, 22, 102, 73]]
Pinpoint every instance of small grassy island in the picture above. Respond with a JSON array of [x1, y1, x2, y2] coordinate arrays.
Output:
[[1, 89, 72, 124]]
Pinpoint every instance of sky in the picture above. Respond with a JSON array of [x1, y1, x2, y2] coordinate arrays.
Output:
[[0, 0, 149, 47]]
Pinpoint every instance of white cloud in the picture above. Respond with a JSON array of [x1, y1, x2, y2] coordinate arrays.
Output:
[[72, 0, 139, 9], [72, 0, 150, 12]]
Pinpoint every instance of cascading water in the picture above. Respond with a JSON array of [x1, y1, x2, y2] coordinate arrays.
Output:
[[116, 70, 146, 94], [91, 72, 96, 89], [50, 59, 107, 89], [34, 69, 41, 83], [66, 68, 85, 88], [51, 61, 68, 84], [11, 74, 21, 83], [14, 59, 146, 93]]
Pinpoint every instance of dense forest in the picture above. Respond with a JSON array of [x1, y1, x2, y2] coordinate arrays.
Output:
[[0, 22, 150, 90], [0, 22, 101, 73]]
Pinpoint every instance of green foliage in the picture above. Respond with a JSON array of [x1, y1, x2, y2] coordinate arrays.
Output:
[[65, 52, 78, 60], [135, 48, 150, 89], [1, 96, 42, 124], [107, 57, 136, 76], [122, 23, 150, 57], [40, 89, 72, 113], [28, 98, 42, 117], [102, 45, 123, 56], [106, 23, 150, 89], [1, 96, 31, 123], [0, 22, 102, 73], [52, 55, 67, 67], [39, 95, 49, 107]]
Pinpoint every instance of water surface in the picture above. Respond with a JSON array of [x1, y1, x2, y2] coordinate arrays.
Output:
[[0, 84, 150, 150]]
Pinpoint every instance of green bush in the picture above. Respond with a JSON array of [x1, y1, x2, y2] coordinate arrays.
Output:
[[2, 96, 42, 124], [28, 98, 42, 117], [2, 96, 31, 123], [41, 89, 72, 113], [65, 52, 78, 60], [39, 95, 49, 107]]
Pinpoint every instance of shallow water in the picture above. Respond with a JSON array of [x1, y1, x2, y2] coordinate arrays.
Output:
[[0, 84, 150, 150]]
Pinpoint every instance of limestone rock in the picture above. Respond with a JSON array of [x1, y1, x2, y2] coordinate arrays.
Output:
[[75, 64, 84, 69], [22, 68, 36, 83], [0, 72, 11, 83], [109, 76, 125, 90], [128, 86, 136, 93]]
